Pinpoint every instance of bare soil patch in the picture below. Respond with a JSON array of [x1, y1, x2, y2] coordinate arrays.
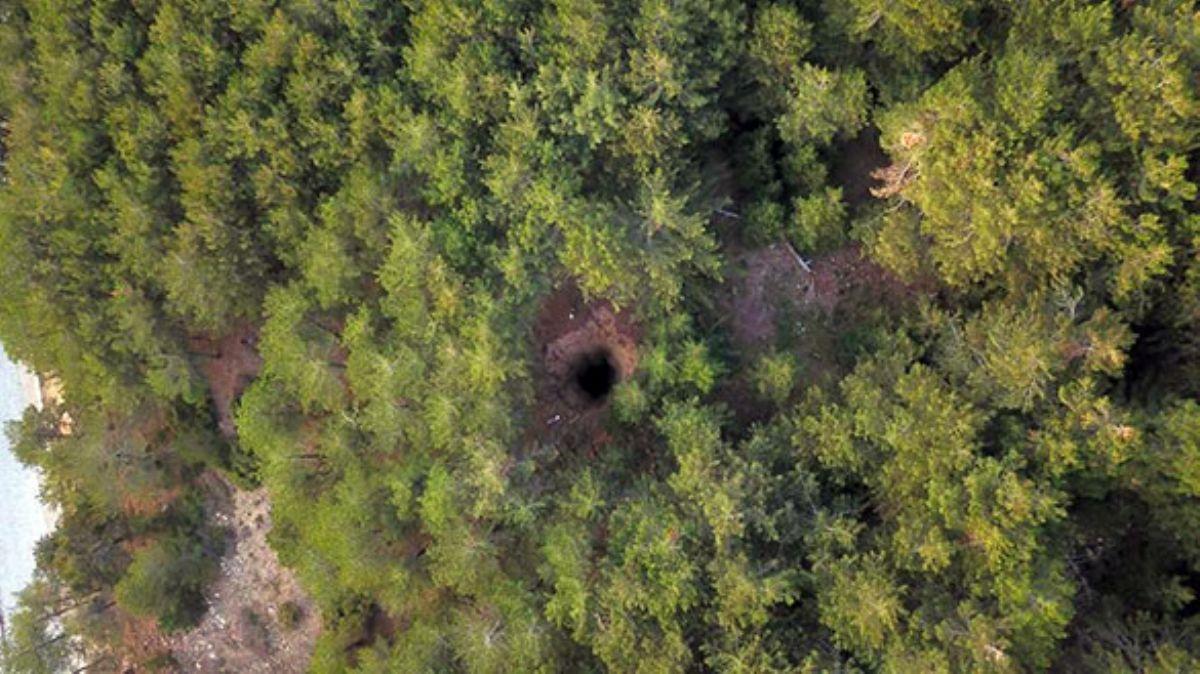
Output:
[[726, 243, 912, 351], [119, 486, 181, 519], [720, 242, 921, 411], [726, 243, 803, 350], [115, 613, 174, 672], [189, 325, 262, 440], [165, 474, 320, 673], [112, 474, 318, 673]]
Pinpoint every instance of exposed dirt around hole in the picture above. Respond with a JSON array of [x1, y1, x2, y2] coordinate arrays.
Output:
[[531, 283, 640, 443], [537, 285, 639, 398]]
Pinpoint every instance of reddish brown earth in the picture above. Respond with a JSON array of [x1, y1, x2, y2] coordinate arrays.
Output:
[[117, 613, 173, 672], [119, 486, 181, 519], [726, 243, 805, 349], [113, 326, 321, 673], [111, 407, 182, 518], [190, 324, 262, 440], [726, 242, 914, 352], [718, 241, 923, 422]]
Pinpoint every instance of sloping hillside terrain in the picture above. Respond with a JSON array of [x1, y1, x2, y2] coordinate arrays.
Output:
[[0, 1, 1197, 672]]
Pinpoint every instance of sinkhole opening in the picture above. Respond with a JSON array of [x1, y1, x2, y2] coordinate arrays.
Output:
[[574, 350, 618, 402]]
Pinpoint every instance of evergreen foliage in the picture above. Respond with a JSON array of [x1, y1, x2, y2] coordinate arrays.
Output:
[[0, 0, 1196, 671]]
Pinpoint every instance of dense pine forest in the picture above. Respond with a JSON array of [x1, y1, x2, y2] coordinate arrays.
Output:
[[0, 0, 1197, 671]]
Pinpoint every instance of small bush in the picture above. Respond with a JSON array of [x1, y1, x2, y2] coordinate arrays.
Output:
[[279, 601, 304, 630], [144, 652, 180, 673], [752, 352, 799, 406], [792, 187, 847, 254], [612, 379, 650, 424]]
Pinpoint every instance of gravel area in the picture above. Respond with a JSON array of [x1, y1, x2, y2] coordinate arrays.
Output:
[[169, 481, 320, 673]]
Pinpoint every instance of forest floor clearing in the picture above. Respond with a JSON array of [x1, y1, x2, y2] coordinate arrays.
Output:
[[166, 474, 320, 673], [117, 323, 323, 672], [718, 241, 918, 421], [725, 243, 911, 352], [190, 325, 262, 440]]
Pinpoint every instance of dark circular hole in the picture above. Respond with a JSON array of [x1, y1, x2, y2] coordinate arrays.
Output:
[[574, 350, 617, 401]]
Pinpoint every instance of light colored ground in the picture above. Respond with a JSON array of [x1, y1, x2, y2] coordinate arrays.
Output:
[[169, 480, 320, 673]]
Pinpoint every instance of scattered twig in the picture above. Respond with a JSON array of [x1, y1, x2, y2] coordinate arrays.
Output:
[[783, 241, 813, 273]]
